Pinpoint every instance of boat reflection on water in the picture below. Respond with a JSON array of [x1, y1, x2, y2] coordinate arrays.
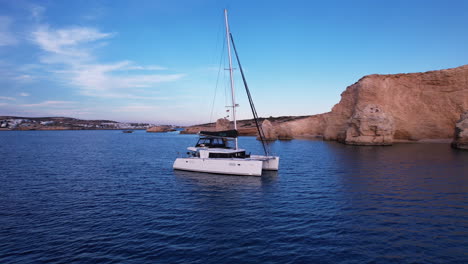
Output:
[[173, 170, 278, 188]]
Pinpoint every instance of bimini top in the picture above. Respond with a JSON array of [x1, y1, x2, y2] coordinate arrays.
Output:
[[199, 129, 238, 138]]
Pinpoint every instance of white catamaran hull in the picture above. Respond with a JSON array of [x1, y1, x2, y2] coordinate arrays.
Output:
[[173, 158, 263, 176], [173, 156, 279, 176], [172, 10, 280, 177], [250, 155, 280, 171]]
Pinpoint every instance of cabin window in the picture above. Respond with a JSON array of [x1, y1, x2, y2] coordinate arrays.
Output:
[[225, 140, 235, 149], [208, 151, 247, 158], [196, 138, 210, 146], [196, 137, 230, 148]]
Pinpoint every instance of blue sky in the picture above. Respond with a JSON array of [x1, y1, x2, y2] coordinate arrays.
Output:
[[0, 0, 467, 125]]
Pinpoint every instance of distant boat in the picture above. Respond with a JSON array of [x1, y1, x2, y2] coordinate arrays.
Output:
[[173, 9, 279, 176], [122, 130, 134, 133]]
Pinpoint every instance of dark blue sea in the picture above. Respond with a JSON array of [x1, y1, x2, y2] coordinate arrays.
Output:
[[0, 130, 467, 263]]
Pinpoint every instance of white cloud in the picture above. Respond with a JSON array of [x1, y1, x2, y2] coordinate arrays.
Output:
[[21, 100, 76, 108], [0, 107, 94, 119], [0, 16, 17, 46], [30, 5, 45, 22], [64, 61, 184, 97], [18, 64, 42, 71], [31, 24, 184, 99], [115, 105, 162, 112], [19, 92, 30, 96], [32, 25, 113, 57], [0, 62, 39, 83], [0, 96, 16, 101], [126, 65, 168, 71], [13, 75, 36, 82]]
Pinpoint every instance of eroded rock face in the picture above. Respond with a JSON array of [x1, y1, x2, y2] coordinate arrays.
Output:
[[452, 111, 468, 150], [260, 120, 278, 140], [279, 114, 327, 138], [216, 118, 231, 131], [344, 104, 394, 145], [146, 126, 175, 133], [180, 65, 468, 142], [257, 120, 294, 140], [324, 65, 468, 142], [276, 124, 294, 140]]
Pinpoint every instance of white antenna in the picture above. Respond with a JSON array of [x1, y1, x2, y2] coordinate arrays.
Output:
[[224, 9, 238, 149]]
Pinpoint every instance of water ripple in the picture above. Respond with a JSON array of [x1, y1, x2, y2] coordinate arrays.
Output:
[[0, 131, 467, 263]]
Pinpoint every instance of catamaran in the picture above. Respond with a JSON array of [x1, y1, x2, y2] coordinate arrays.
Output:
[[173, 10, 279, 176]]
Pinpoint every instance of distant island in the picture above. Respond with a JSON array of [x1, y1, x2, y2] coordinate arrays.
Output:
[[0, 116, 159, 131]]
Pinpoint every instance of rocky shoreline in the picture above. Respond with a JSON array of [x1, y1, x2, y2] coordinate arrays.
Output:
[[181, 65, 468, 149], [3, 65, 467, 149]]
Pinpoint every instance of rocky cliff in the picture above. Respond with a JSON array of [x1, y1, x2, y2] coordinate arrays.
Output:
[[323, 65, 468, 142], [181, 116, 313, 136], [182, 65, 468, 145], [452, 111, 468, 149], [343, 104, 395, 145]]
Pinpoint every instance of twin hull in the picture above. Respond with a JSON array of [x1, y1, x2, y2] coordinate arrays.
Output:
[[173, 156, 279, 176]]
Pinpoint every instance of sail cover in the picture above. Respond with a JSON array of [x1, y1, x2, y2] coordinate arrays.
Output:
[[199, 130, 238, 138]]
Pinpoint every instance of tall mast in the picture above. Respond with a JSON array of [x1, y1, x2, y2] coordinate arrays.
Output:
[[224, 9, 238, 150], [230, 33, 269, 156]]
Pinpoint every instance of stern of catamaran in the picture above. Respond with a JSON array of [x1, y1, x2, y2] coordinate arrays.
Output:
[[249, 155, 279, 170]]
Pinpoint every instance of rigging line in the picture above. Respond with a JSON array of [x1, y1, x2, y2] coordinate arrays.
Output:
[[209, 12, 224, 67], [208, 14, 225, 123], [229, 33, 269, 156], [209, 33, 226, 123]]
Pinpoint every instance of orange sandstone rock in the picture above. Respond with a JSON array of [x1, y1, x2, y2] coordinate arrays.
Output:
[[324, 65, 468, 142], [344, 104, 394, 145], [216, 118, 231, 131], [260, 120, 278, 140], [180, 65, 468, 144], [146, 126, 175, 133], [452, 111, 468, 150]]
